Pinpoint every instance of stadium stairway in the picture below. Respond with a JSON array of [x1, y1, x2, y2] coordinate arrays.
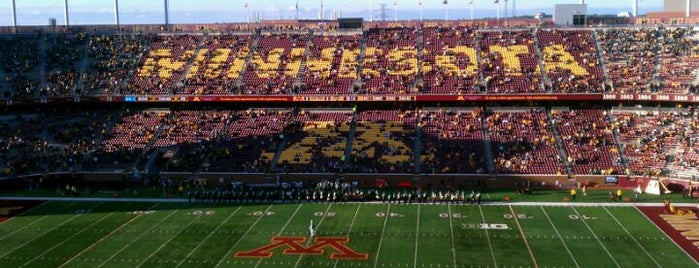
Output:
[[342, 115, 358, 170], [531, 30, 550, 92], [73, 39, 91, 96], [606, 109, 631, 170], [293, 30, 314, 91], [474, 31, 486, 93], [591, 29, 613, 92], [37, 36, 47, 94], [351, 32, 368, 93], [413, 115, 422, 174], [412, 28, 424, 93], [174, 35, 206, 94], [269, 132, 289, 173], [480, 112, 496, 174], [233, 30, 261, 92], [545, 107, 573, 175], [651, 32, 663, 91]]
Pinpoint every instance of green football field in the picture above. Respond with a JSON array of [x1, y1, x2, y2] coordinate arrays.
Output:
[[0, 200, 697, 268]]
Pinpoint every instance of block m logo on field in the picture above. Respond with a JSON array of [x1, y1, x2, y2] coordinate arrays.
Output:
[[235, 236, 368, 260]]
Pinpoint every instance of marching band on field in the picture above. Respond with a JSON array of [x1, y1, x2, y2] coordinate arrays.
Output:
[[187, 180, 483, 205]]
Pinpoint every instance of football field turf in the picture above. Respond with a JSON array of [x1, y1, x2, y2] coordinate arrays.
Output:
[[0, 200, 697, 268]]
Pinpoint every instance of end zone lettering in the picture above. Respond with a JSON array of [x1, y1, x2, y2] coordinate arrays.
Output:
[[234, 236, 368, 260]]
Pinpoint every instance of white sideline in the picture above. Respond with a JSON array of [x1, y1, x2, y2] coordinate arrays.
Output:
[[2, 196, 697, 207]]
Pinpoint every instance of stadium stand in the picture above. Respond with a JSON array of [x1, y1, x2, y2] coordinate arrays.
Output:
[[537, 29, 605, 93], [421, 26, 481, 94], [479, 30, 544, 93], [2, 22, 699, 182], [486, 108, 565, 174], [131, 35, 202, 95], [359, 27, 420, 94], [206, 109, 290, 172], [551, 108, 624, 175], [350, 109, 417, 173], [419, 108, 486, 174], [597, 28, 660, 93], [83, 34, 153, 95], [181, 34, 252, 95], [299, 34, 361, 94], [239, 32, 307, 95]]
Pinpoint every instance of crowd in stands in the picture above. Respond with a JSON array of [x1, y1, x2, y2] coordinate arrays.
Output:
[[597, 28, 660, 93], [612, 109, 685, 176], [349, 109, 417, 173], [479, 30, 543, 93], [130, 35, 201, 95], [299, 34, 361, 94], [207, 109, 289, 172], [487, 108, 564, 174], [276, 110, 353, 173], [359, 28, 420, 94], [84, 34, 153, 95], [2, 26, 699, 97], [420, 108, 486, 174], [238, 33, 307, 95], [1, 35, 39, 99], [552, 109, 623, 175], [657, 27, 699, 94], [1, 105, 698, 179], [153, 110, 229, 172], [538, 29, 604, 93], [181, 35, 252, 95], [422, 26, 481, 94]]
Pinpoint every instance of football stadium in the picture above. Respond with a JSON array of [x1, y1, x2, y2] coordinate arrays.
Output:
[[1, 0, 699, 267]]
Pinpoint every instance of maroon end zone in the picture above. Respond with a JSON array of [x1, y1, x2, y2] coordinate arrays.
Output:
[[0, 200, 44, 224], [637, 206, 699, 262]]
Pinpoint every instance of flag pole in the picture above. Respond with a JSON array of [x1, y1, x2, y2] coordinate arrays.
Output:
[[470, 1, 474, 20], [394, 1, 398, 22], [419, 1, 423, 21], [245, 2, 250, 23]]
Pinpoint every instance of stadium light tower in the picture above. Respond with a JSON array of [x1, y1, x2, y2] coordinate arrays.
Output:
[[11, 0, 17, 27], [164, 0, 169, 26], [64, 0, 69, 26], [114, 0, 120, 26], [688, 0, 692, 18], [632, 0, 638, 17]]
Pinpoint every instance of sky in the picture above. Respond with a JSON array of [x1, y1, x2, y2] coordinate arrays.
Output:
[[0, 0, 664, 26]]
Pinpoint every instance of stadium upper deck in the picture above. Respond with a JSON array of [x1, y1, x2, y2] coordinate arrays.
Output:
[[2, 20, 699, 104]]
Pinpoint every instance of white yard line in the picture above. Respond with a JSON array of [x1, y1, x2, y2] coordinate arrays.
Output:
[[603, 207, 661, 268], [508, 205, 539, 268], [447, 204, 457, 268], [97, 208, 181, 268], [0, 201, 76, 241], [540, 206, 580, 268], [0, 202, 99, 261], [333, 204, 362, 268], [372, 204, 391, 268], [19, 203, 123, 268], [214, 204, 275, 268], [256, 204, 305, 268], [413, 204, 420, 268], [477, 205, 498, 268], [175, 206, 242, 268], [135, 207, 208, 268], [57, 202, 162, 268], [571, 207, 621, 268], [633, 206, 699, 266], [292, 203, 333, 268]]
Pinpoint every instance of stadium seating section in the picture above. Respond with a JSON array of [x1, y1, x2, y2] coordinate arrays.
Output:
[[1, 24, 699, 180]]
